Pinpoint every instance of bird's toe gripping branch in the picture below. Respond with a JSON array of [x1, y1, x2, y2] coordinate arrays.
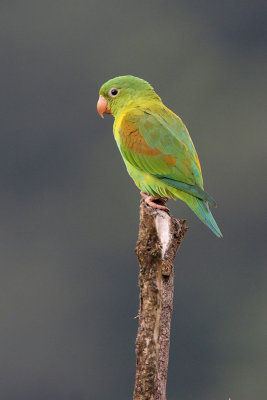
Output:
[[140, 191, 169, 211]]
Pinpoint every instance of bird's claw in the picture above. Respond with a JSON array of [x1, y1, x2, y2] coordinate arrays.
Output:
[[140, 191, 169, 211]]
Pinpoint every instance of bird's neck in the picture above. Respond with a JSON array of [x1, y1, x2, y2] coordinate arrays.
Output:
[[112, 96, 161, 119]]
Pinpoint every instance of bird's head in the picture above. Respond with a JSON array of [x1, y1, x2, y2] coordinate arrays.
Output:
[[97, 75, 161, 118]]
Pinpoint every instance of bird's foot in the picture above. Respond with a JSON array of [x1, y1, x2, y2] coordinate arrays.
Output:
[[146, 196, 169, 211], [140, 191, 169, 211], [140, 191, 149, 199]]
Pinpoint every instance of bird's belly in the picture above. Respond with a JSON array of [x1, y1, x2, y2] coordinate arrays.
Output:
[[125, 161, 175, 199]]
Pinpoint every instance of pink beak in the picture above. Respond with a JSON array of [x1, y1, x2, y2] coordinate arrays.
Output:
[[97, 95, 111, 118]]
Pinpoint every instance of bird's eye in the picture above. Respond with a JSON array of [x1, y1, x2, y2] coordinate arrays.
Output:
[[109, 88, 119, 97]]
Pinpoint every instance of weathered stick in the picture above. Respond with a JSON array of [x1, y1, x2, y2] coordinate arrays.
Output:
[[133, 199, 188, 400]]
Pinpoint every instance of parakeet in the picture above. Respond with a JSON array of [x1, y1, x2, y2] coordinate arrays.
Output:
[[97, 75, 222, 237]]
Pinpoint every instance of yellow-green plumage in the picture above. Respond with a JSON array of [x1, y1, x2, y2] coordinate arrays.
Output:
[[99, 75, 222, 237]]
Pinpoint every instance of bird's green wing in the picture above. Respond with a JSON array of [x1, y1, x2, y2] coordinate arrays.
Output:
[[116, 105, 216, 206]]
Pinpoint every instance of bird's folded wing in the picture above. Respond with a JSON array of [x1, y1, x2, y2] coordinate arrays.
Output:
[[117, 107, 216, 206]]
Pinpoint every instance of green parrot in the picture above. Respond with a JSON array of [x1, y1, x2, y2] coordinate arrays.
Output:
[[97, 75, 222, 237]]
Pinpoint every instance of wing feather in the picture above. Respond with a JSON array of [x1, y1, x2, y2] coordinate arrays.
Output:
[[116, 105, 215, 205]]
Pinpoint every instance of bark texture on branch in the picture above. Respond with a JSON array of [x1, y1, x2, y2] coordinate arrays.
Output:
[[133, 200, 187, 400]]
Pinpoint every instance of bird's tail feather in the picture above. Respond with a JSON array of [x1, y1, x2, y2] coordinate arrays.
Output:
[[188, 197, 223, 238]]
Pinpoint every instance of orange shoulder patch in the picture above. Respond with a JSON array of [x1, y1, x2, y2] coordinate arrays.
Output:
[[120, 119, 161, 156]]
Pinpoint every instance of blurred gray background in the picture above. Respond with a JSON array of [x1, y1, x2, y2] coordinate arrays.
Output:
[[0, 1, 266, 399]]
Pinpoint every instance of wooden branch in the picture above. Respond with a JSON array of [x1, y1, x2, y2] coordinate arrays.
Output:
[[133, 199, 188, 400]]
